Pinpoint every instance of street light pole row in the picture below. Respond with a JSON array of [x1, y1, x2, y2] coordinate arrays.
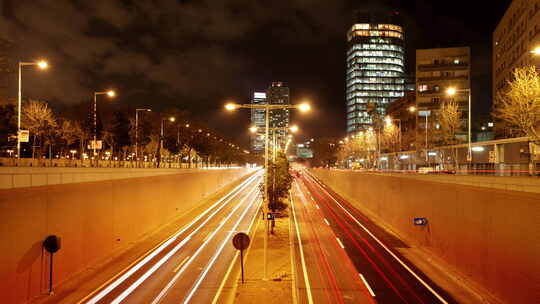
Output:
[[225, 101, 310, 280], [17, 60, 48, 158]]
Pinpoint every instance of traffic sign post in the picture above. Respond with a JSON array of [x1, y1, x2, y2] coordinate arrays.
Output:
[[43, 235, 61, 295], [232, 232, 250, 284]]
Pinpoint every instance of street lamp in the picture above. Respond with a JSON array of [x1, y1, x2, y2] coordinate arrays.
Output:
[[136, 108, 152, 162], [531, 46, 540, 55], [446, 86, 472, 161], [93, 90, 116, 164], [225, 100, 311, 280], [17, 60, 48, 158]]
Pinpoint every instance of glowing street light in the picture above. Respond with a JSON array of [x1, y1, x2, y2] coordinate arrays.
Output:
[[297, 102, 311, 112], [17, 59, 49, 158], [37, 60, 48, 69], [249, 126, 258, 133], [225, 103, 238, 111], [409, 106, 416, 113], [531, 46, 540, 55], [289, 125, 299, 133]]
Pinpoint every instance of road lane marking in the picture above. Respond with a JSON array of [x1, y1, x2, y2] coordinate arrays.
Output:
[[82, 172, 261, 304], [324, 218, 330, 226], [211, 198, 262, 304], [151, 185, 259, 304], [336, 237, 345, 249], [291, 184, 314, 304], [183, 187, 260, 303], [305, 172, 449, 304], [173, 256, 191, 273], [359, 274, 376, 297], [110, 236, 191, 304]]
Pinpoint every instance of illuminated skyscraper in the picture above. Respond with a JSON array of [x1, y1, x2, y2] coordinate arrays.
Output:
[[346, 12, 405, 133], [250, 91, 267, 152], [249, 82, 290, 152]]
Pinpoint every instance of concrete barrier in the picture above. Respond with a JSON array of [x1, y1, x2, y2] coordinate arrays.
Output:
[[310, 169, 540, 304], [0, 168, 255, 304], [0, 167, 245, 189]]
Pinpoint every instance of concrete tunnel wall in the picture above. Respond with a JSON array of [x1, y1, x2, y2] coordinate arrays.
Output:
[[309, 169, 540, 304], [0, 168, 254, 304]]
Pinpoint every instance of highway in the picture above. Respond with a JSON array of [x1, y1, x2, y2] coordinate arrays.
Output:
[[77, 171, 262, 304], [293, 170, 456, 304]]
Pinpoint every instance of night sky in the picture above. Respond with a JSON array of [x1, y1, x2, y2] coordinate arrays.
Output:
[[1, 0, 511, 147]]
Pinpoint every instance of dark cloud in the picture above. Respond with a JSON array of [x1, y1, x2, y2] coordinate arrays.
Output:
[[0, 0, 512, 145]]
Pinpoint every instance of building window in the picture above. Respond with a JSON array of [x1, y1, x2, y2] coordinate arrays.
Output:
[[454, 59, 460, 64], [418, 84, 428, 92], [433, 85, 440, 92]]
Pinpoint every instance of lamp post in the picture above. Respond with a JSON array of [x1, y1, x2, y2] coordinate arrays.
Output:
[[93, 90, 115, 166], [135, 108, 151, 164], [159, 116, 175, 167], [17, 60, 48, 158], [226, 101, 310, 280], [176, 123, 190, 168], [446, 87, 472, 162]]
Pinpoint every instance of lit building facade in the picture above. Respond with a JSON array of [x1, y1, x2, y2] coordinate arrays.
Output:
[[346, 14, 405, 134], [493, 0, 540, 137], [266, 82, 290, 149], [416, 47, 471, 141], [250, 92, 266, 152]]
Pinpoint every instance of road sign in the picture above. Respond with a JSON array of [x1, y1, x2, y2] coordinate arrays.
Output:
[[233, 232, 250, 250], [232, 232, 250, 284], [18, 130, 30, 143], [414, 218, 428, 226]]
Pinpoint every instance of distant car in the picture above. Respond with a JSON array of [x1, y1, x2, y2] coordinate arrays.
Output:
[[418, 167, 434, 174]]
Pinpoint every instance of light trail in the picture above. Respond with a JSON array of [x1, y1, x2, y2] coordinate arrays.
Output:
[[150, 183, 259, 304], [306, 172, 449, 304], [182, 183, 260, 303], [83, 172, 260, 304]]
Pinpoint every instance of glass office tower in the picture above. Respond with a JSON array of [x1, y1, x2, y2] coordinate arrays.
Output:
[[346, 17, 405, 133]]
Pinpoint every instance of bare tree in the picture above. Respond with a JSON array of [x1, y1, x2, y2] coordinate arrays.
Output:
[[381, 123, 400, 152], [58, 120, 77, 157], [22, 100, 57, 159], [438, 100, 462, 168], [494, 66, 540, 145], [439, 100, 461, 145]]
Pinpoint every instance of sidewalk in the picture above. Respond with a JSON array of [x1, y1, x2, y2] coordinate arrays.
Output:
[[217, 213, 293, 304]]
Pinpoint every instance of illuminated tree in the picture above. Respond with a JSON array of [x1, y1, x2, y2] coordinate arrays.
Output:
[[22, 100, 57, 158], [494, 66, 540, 145]]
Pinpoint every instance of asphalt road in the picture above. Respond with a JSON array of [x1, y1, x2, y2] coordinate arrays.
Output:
[[293, 170, 457, 304], [291, 178, 374, 304], [78, 171, 263, 304]]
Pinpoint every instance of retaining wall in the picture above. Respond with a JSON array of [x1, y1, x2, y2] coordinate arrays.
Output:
[[0, 168, 254, 303], [310, 169, 540, 304]]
